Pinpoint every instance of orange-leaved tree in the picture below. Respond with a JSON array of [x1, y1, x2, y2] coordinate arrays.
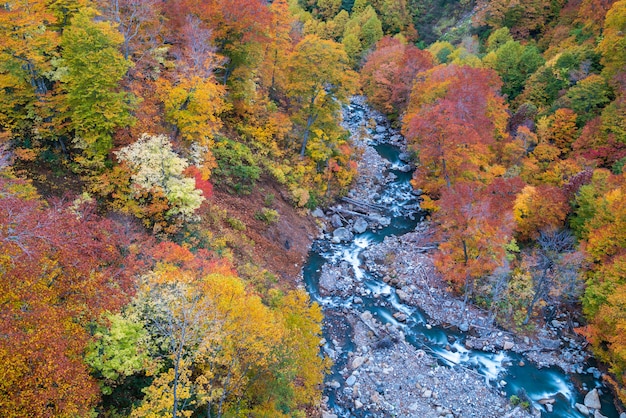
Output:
[[360, 36, 434, 117], [0, 176, 147, 417]]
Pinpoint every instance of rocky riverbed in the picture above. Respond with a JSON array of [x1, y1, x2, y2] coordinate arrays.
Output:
[[361, 229, 591, 374], [308, 97, 621, 418]]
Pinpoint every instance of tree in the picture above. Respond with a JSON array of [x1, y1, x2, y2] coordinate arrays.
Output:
[[562, 74, 612, 125], [434, 179, 521, 302], [402, 65, 510, 201], [183, 0, 271, 86], [537, 108, 579, 156], [482, 39, 544, 100], [85, 313, 152, 395], [371, 0, 412, 34], [342, 5, 383, 63], [96, 0, 163, 62], [115, 133, 205, 222], [56, 7, 135, 170], [0, 0, 62, 150], [157, 76, 226, 147], [597, 0, 626, 81], [513, 184, 570, 240], [0, 176, 146, 417], [317, 0, 342, 19], [286, 35, 356, 157], [360, 36, 434, 117], [520, 229, 583, 325], [474, 0, 566, 38], [404, 101, 487, 198], [576, 174, 626, 398]]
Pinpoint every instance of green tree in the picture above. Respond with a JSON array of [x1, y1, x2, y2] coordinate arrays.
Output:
[[86, 313, 152, 395], [563, 74, 612, 125], [342, 5, 383, 63], [286, 35, 356, 157], [483, 40, 545, 100], [56, 7, 134, 170], [597, 0, 626, 81]]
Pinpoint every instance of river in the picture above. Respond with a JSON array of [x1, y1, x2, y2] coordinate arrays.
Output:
[[303, 99, 620, 418]]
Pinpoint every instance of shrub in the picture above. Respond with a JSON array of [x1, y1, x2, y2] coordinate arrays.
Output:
[[255, 208, 280, 224], [212, 138, 261, 194]]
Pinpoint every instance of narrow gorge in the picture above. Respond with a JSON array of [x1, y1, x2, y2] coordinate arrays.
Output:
[[304, 98, 620, 418]]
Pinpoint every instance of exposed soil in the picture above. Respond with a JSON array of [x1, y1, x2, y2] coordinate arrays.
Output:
[[211, 177, 319, 285]]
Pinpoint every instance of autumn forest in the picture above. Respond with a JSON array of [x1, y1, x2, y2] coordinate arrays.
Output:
[[1, 0, 625, 416]]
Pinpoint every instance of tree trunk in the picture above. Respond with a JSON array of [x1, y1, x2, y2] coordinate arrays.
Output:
[[442, 157, 451, 189], [523, 269, 549, 325], [300, 113, 318, 157]]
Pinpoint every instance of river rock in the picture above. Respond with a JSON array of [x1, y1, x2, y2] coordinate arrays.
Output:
[[333, 227, 353, 242], [503, 341, 515, 350], [375, 216, 391, 227], [312, 207, 325, 218], [393, 312, 407, 322], [331, 214, 343, 228], [361, 311, 373, 321], [459, 322, 470, 332], [353, 217, 368, 234], [346, 375, 357, 386], [352, 356, 366, 370], [398, 151, 411, 162], [584, 388, 602, 410], [375, 125, 387, 134], [595, 411, 607, 418], [354, 399, 363, 409], [539, 337, 561, 350], [396, 289, 410, 302], [575, 403, 590, 415]]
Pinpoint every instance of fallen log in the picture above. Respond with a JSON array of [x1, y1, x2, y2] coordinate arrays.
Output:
[[341, 197, 386, 211], [330, 207, 386, 223]]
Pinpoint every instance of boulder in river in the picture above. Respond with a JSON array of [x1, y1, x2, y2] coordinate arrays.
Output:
[[396, 289, 410, 302], [584, 388, 602, 410], [393, 312, 407, 322], [331, 214, 343, 228], [373, 216, 391, 227], [353, 217, 368, 234], [575, 403, 590, 415], [333, 227, 353, 242], [398, 151, 411, 162]]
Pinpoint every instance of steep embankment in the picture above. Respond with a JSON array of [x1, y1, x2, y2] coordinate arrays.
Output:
[[211, 178, 319, 284]]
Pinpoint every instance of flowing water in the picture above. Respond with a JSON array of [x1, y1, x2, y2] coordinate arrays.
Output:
[[303, 100, 619, 417]]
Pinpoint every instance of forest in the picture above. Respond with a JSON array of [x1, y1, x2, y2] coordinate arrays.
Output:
[[0, 0, 625, 416]]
